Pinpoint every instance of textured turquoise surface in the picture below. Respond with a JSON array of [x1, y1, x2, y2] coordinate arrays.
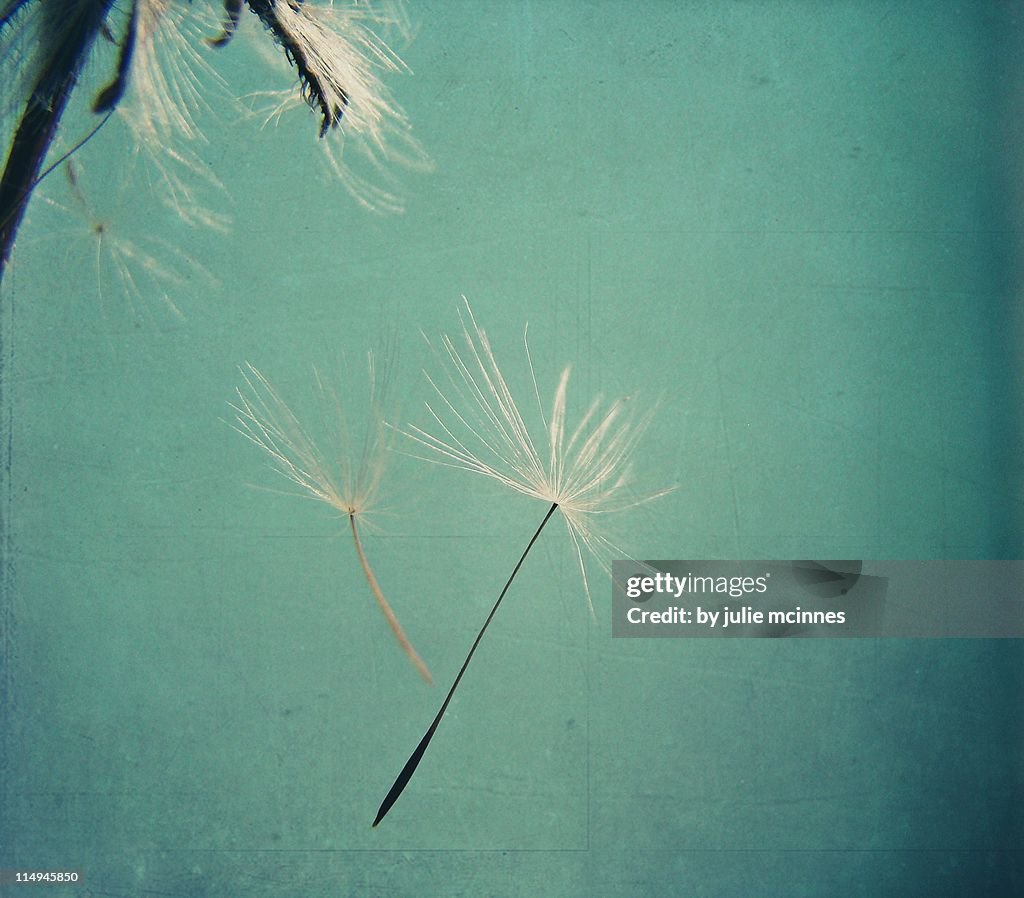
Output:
[[1, 2, 1021, 895]]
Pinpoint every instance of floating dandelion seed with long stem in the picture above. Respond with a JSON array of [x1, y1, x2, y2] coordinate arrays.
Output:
[[231, 359, 432, 684], [373, 299, 670, 826]]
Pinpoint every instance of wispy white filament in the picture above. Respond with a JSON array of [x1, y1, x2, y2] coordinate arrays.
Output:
[[407, 299, 671, 614]]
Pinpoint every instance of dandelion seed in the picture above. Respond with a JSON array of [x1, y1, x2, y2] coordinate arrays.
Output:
[[16, 159, 214, 323], [230, 358, 433, 685], [409, 299, 669, 614], [32, 158, 218, 321], [240, 0, 431, 213], [373, 299, 671, 826]]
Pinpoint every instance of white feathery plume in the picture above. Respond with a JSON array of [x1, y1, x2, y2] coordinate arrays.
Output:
[[230, 357, 432, 684], [406, 298, 670, 614]]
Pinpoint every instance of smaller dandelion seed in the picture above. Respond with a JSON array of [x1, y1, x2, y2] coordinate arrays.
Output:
[[22, 159, 216, 324], [230, 358, 432, 685], [373, 299, 672, 827]]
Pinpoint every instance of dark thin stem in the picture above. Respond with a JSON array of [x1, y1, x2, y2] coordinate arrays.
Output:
[[372, 501, 559, 827], [34, 111, 113, 189]]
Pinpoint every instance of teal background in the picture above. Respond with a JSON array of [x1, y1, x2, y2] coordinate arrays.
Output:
[[2, 1, 1022, 895]]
